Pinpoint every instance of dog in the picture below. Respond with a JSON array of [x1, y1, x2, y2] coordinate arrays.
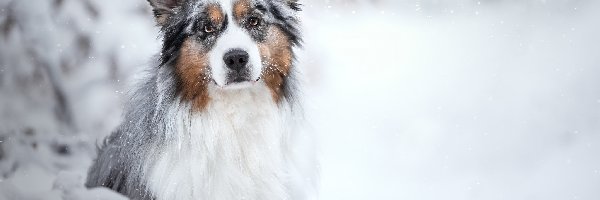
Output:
[[85, 0, 316, 199]]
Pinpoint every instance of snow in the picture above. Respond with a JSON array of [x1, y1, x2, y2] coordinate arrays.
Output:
[[1, 0, 600, 200], [302, 1, 600, 199], [0, 167, 127, 200]]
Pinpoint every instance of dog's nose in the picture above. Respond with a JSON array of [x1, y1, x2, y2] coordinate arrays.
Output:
[[223, 49, 249, 71]]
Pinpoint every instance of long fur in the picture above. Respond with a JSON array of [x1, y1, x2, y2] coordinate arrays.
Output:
[[85, 0, 316, 199]]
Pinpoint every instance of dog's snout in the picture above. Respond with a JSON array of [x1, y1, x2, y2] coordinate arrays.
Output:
[[223, 49, 249, 71]]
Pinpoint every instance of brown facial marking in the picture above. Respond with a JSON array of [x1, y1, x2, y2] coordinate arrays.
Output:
[[207, 4, 224, 24], [259, 26, 293, 102], [176, 38, 211, 111], [233, 0, 251, 22]]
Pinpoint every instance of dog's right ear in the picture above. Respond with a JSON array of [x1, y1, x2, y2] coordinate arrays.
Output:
[[147, 0, 182, 26]]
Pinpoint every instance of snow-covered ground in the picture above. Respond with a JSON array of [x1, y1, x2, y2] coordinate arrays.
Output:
[[1, 0, 600, 199]]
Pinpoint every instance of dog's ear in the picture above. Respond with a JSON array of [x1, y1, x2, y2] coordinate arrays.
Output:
[[285, 0, 301, 11], [147, 0, 182, 26]]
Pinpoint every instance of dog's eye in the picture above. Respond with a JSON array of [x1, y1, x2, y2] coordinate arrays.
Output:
[[204, 25, 215, 33], [248, 17, 260, 27]]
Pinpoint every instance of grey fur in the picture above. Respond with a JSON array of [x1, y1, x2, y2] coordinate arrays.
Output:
[[86, 63, 179, 199]]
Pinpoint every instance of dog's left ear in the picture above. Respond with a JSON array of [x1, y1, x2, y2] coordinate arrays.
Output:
[[285, 0, 301, 11], [147, 0, 182, 26]]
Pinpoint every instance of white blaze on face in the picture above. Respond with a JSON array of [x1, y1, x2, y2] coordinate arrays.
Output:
[[208, 0, 262, 87]]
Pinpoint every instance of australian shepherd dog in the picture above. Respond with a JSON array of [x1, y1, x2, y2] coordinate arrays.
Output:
[[85, 0, 316, 199]]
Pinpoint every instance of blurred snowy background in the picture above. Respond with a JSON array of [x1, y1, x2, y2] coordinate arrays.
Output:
[[1, 0, 599, 199]]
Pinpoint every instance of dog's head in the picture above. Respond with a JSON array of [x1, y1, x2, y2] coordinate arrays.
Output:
[[148, 0, 301, 110]]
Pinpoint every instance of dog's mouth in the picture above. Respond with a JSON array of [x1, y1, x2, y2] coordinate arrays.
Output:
[[230, 76, 259, 83], [212, 76, 261, 89]]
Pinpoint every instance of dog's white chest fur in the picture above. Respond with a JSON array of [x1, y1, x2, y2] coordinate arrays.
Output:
[[147, 84, 291, 200]]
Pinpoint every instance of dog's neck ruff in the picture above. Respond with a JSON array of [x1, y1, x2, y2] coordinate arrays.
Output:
[[147, 82, 291, 200]]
